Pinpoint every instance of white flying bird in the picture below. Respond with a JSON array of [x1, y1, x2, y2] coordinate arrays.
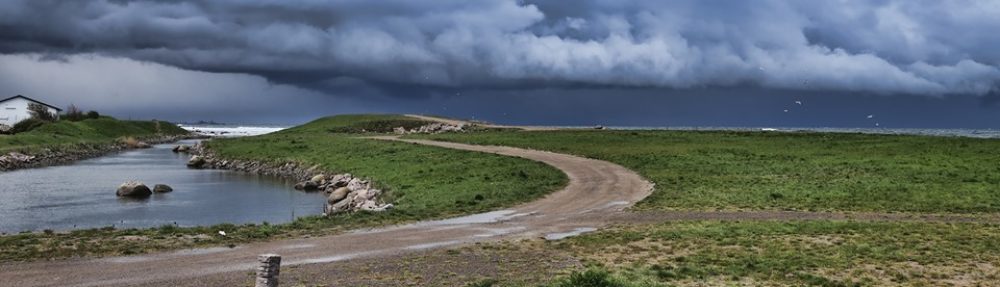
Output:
[[794, 101, 802, 105], [218, 230, 227, 236], [783, 109, 789, 113], [867, 114, 874, 119]]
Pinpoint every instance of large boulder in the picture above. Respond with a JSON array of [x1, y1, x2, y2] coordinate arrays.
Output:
[[346, 178, 369, 192], [324, 194, 355, 215], [310, 174, 326, 184], [172, 145, 191, 153], [329, 174, 351, 187], [117, 181, 152, 198], [357, 200, 379, 211], [187, 156, 206, 168], [153, 184, 173, 193], [298, 180, 319, 191], [327, 187, 351, 203]]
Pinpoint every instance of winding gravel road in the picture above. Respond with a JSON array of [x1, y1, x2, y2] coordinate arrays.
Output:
[[0, 136, 654, 286]]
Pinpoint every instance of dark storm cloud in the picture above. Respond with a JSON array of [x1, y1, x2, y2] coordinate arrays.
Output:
[[1, 0, 999, 96]]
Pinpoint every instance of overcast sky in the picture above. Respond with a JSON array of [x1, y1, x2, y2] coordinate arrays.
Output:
[[1, 0, 998, 128]]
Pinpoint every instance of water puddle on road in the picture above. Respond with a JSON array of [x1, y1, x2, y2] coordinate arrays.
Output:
[[543, 227, 597, 241]]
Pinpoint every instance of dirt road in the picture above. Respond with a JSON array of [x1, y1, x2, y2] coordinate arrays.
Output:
[[0, 137, 654, 286]]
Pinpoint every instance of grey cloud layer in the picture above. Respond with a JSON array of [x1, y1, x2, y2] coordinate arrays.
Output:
[[1, 0, 998, 96]]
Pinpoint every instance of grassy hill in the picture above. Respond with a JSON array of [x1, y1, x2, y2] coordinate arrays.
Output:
[[0, 117, 189, 153]]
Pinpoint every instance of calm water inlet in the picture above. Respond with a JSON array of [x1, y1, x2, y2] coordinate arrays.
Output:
[[0, 140, 325, 232]]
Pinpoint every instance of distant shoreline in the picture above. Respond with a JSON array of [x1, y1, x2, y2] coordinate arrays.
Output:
[[610, 126, 1000, 139], [183, 121, 1000, 140], [178, 124, 286, 137]]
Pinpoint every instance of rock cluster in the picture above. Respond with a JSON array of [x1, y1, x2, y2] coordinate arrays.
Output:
[[1, 134, 198, 172], [0, 124, 11, 134], [292, 173, 393, 214], [192, 144, 392, 215], [394, 123, 467, 134], [0, 152, 35, 170], [189, 144, 325, 180], [117, 181, 174, 198]]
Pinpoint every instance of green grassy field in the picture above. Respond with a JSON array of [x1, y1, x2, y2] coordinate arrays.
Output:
[[0, 117, 189, 153], [415, 130, 1000, 213], [0, 115, 567, 261], [539, 220, 1000, 286]]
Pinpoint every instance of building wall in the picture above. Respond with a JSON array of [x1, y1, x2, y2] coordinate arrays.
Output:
[[0, 97, 60, 127]]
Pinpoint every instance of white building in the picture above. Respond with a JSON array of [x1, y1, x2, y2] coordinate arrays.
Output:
[[0, 95, 62, 127]]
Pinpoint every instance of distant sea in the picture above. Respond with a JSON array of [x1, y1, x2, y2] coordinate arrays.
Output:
[[178, 124, 287, 137], [179, 123, 1000, 140], [610, 126, 1000, 139]]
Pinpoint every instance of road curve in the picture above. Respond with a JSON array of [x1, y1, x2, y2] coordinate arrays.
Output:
[[0, 137, 654, 286]]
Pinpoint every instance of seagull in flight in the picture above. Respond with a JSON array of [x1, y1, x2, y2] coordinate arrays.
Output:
[[794, 100, 802, 105], [867, 114, 874, 119]]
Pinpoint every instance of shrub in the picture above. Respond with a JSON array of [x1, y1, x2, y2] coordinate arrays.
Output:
[[546, 268, 658, 287], [62, 104, 86, 121], [11, 118, 47, 134], [554, 269, 621, 287], [27, 103, 57, 122], [86, 110, 100, 119]]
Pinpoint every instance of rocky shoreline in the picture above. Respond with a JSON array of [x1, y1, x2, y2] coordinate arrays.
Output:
[[184, 143, 392, 215], [0, 134, 204, 172]]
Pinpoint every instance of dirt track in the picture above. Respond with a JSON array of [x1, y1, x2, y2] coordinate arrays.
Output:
[[0, 136, 654, 287]]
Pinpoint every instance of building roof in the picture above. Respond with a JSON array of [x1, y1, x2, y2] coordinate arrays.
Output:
[[0, 95, 63, 111]]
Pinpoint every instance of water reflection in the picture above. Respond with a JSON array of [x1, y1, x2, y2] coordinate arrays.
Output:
[[0, 140, 325, 232]]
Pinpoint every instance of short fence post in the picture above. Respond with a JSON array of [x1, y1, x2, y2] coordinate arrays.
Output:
[[255, 254, 281, 287]]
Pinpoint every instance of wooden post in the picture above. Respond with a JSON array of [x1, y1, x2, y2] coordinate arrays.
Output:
[[255, 254, 281, 287]]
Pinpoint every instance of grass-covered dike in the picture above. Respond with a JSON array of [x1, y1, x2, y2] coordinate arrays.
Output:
[[0, 117, 189, 154]]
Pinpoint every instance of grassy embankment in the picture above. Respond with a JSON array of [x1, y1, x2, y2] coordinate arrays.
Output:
[[0, 115, 566, 261], [0, 117, 189, 154], [413, 129, 1000, 286]]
